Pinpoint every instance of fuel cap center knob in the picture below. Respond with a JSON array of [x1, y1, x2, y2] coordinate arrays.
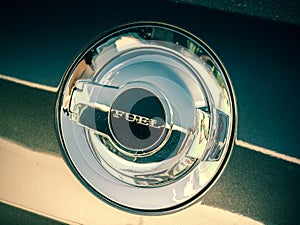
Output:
[[109, 87, 168, 154]]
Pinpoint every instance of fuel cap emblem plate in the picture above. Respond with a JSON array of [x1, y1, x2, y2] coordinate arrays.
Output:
[[109, 88, 167, 152]]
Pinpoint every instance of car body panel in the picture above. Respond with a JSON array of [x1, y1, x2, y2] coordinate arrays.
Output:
[[1, 137, 299, 225], [1, 1, 299, 157], [0, 79, 299, 224], [0, 0, 299, 224]]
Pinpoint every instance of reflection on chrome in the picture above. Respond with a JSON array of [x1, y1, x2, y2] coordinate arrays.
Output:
[[57, 22, 236, 214]]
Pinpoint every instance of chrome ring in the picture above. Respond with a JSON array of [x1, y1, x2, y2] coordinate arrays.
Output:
[[56, 22, 237, 214]]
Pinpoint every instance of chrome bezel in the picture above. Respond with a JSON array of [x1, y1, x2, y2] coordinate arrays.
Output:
[[56, 22, 237, 215]]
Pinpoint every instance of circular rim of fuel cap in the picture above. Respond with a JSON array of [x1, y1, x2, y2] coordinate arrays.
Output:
[[56, 21, 237, 215]]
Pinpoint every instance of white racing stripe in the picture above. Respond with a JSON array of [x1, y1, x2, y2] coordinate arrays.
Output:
[[0, 74, 58, 93], [0, 138, 264, 225], [236, 139, 300, 165]]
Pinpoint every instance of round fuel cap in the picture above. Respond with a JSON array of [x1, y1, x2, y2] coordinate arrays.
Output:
[[56, 22, 237, 214]]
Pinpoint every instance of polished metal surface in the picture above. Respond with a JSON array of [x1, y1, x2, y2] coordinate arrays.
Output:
[[56, 22, 237, 214]]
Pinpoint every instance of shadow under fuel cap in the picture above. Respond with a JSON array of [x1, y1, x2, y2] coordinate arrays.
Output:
[[56, 22, 237, 215]]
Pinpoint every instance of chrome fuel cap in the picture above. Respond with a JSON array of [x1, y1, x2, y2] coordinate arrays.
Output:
[[56, 22, 237, 214]]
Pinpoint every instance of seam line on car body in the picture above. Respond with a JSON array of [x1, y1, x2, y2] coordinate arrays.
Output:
[[0, 199, 80, 225], [1, 74, 299, 165], [0, 74, 58, 93], [236, 139, 300, 165]]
